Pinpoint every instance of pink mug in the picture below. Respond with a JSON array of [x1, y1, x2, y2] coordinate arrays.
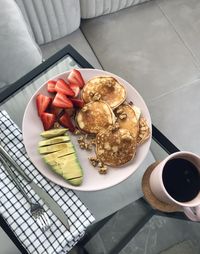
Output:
[[149, 151, 200, 221]]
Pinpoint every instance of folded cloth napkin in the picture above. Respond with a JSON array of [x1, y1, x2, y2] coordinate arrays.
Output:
[[0, 110, 95, 254]]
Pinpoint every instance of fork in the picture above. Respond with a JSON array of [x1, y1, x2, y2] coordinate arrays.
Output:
[[0, 155, 50, 232]]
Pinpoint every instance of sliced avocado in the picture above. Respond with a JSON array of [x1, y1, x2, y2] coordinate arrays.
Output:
[[51, 165, 83, 186], [51, 160, 83, 186], [43, 147, 75, 165], [62, 160, 83, 179], [68, 177, 83, 186], [39, 135, 83, 186], [47, 153, 78, 166], [51, 161, 82, 179], [40, 128, 68, 139], [43, 147, 75, 164], [52, 165, 62, 174], [39, 135, 70, 147], [38, 143, 73, 155]]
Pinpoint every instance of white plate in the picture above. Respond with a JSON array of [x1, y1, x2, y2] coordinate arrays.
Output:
[[22, 69, 152, 191]]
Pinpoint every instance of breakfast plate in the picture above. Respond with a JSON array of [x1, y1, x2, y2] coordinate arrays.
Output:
[[22, 69, 152, 191]]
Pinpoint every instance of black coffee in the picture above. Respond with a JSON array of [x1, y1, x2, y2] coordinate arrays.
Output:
[[162, 158, 200, 202]]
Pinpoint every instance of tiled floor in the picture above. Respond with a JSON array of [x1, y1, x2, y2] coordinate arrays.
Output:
[[120, 215, 200, 254], [85, 200, 200, 254], [85, 199, 152, 254]]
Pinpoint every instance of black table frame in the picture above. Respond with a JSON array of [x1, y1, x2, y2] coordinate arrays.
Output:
[[0, 45, 192, 254]]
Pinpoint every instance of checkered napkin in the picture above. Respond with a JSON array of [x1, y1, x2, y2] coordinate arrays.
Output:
[[0, 110, 95, 254]]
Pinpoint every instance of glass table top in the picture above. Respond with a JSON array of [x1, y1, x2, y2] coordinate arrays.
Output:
[[1, 45, 199, 254]]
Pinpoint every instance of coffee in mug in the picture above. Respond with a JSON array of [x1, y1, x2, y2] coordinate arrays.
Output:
[[162, 158, 199, 202], [149, 151, 200, 221]]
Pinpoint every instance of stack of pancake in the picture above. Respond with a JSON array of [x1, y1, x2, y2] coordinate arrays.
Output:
[[76, 76, 150, 167]]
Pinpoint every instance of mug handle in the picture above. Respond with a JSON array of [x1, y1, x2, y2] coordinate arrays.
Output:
[[183, 206, 200, 221]]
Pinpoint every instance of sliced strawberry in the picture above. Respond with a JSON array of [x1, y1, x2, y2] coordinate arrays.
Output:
[[49, 105, 64, 118], [41, 113, 56, 130], [68, 69, 85, 88], [55, 79, 75, 97], [59, 112, 75, 132], [47, 80, 56, 93], [36, 94, 52, 117], [52, 93, 73, 109], [69, 83, 80, 97], [70, 98, 84, 108], [65, 108, 75, 117]]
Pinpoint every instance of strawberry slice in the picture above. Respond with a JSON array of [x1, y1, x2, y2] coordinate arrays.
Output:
[[70, 98, 84, 108], [65, 108, 75, 117], [49, 105, 64, 118], [68, 69, 85, 88], [41, 113, 56, 130], [69, 83, 80, 97], [59, 112, 75, 132], [52, 93, 73, 109], [36, 94, 52, 117], [55, 79, 75, 97], [47, 80, 56, 93]]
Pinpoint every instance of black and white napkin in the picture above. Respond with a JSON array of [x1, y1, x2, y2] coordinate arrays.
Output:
[[0, 110, 95, 254]]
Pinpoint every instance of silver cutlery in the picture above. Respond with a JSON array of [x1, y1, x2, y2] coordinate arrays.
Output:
[[0, 145, 70, 230], [0, 155, 50, 232]]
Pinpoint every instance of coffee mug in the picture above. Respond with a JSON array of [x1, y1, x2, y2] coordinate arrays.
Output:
[[149, 151, 200, 221]]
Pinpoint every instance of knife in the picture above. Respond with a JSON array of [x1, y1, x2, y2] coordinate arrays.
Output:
[[0, 145, 70, 230]]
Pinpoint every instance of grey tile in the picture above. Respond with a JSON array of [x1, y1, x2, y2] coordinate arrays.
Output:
[[121, 216, 200, 254], [98, 199, 152, 253], [85, 232, 106, 254], [81, 1, 200, 103], [157, 0, 200, 67], [160, 240, 198, 254], [148, 79, 200, 154]]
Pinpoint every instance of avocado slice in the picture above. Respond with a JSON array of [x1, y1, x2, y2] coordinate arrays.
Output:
[[51, 160, 83, 186], [40, 128, 68, 139], [52, 161, 82, 179], [39, 135, 70, 147], [38, 143, 73, 155], [62, 160, 83, 179], [52, 165, 83, 186], [47, 153, 78, 166], [51, 165, 62, 174], [68, 177, 83, 186], [43, 147, 75, 163]]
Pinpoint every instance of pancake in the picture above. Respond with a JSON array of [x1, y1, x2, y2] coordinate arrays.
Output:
[[115, 104, 141, 139], [96, 128, 137, 166], [76, 101, 115, 134], [137, 117, 150, 145], [82, 76, 126, 108]]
